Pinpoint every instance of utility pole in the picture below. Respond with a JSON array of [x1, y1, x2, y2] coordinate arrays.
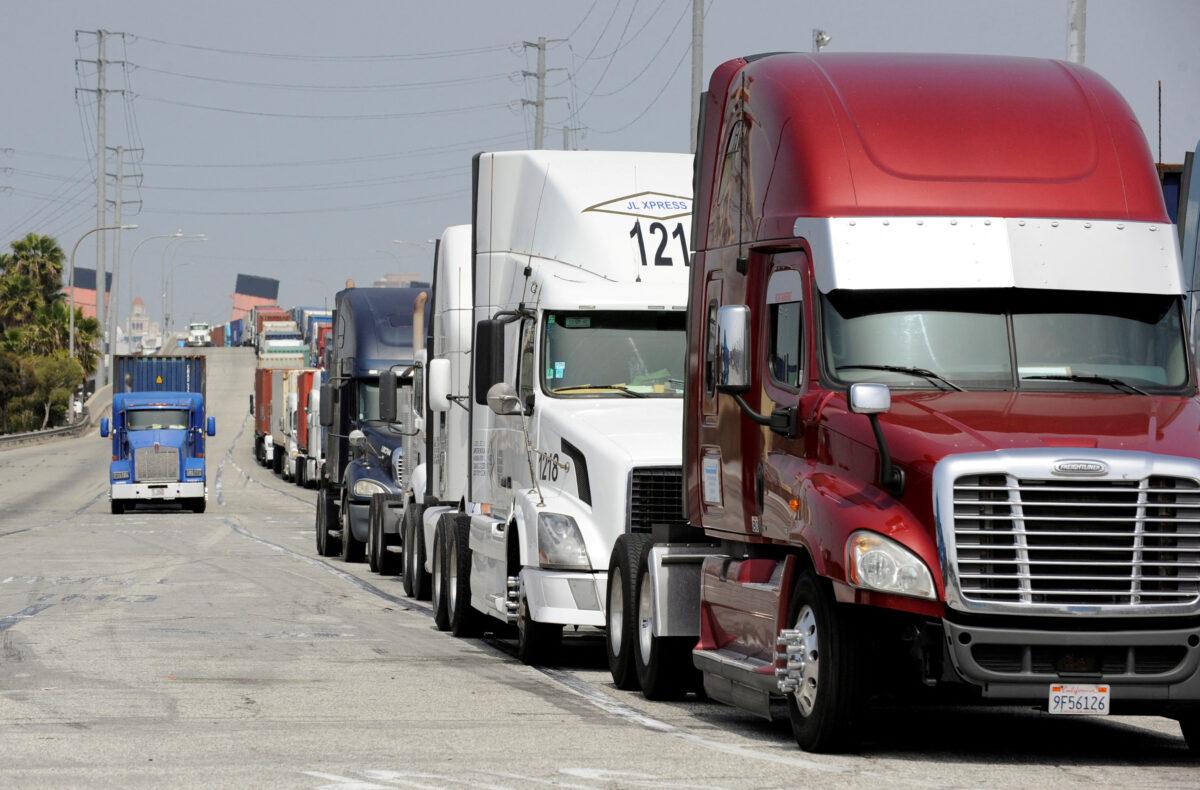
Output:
[[690, 0, 703, 153], [75, 29, 126, 386], [522, 37, 566, 149], [106, 144, 142, 368], [1067, 0, 1087, 64]]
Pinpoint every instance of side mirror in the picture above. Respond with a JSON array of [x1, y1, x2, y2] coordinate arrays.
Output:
[[473, 319, 506, 405], [428, 358, 451, 413], [379, 370, 398, 423], [716, 304, 751, 393], [100, 417, 109, 438], [349, 429, 366, 448], [849, 383, 891, 414], [249, 394, 254, 416], [486, 382, 524, 416], [318, 382, 333, 427], [207, 416, 217, 437]]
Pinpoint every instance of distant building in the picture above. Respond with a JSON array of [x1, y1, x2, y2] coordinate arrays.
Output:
[[372, 272, 427, 288], [231, 273, 280, 322], [63, 266, 112, 319]]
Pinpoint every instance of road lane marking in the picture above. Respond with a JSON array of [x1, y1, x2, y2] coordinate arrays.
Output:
[[0, 603, 52, 632]]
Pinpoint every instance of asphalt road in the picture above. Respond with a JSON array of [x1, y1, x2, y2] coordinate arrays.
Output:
[[1, 347, 1197, 788]]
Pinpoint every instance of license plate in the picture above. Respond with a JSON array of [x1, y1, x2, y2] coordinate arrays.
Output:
[[1048, 683, 1110, 715], [151, 488, 164, 498]]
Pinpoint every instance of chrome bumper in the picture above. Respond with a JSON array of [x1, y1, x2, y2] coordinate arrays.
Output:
[[111, 481, 206, 501]]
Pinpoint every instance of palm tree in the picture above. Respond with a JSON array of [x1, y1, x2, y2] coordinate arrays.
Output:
[[7, 233, 65, 304], [0, 272, 40, 330]]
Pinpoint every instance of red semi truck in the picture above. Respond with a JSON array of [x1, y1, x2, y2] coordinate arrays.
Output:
[[605, 53, 1199, 753]]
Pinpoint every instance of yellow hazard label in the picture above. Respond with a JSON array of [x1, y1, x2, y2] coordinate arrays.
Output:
[[156, 375, 163, 384]]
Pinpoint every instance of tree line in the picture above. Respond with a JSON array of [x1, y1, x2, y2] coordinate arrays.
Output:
[[0, 233, 99, 433]]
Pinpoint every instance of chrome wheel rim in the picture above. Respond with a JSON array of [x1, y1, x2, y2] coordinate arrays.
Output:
[[637, 569, 653, 665], [448, 536, 458, 615], [793, 605, 820, 717], [608, 572, 624, 656]]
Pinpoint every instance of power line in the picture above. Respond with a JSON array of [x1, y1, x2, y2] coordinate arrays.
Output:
[[591, 1, 690, 98], [134, 94, 513, 120], [131, 64, 515, 92], [3, 132, 528, 170], [128, 33, 515, 62], [138, 188, 469, 216], [562, 1, 600, 42], [590, 25, 694, 134], [574, 0, 668, 62], [563, 1, 643, 122], [135, 166, 463, 194]]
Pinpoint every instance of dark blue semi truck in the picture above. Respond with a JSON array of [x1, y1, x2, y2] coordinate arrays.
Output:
[[101, 355, 215, 514], [315, 286, 427, 561]]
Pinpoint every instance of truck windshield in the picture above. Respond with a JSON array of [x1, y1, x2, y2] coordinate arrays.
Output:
[[543, 311, 686, 397], [126, 409, 189, 430], [823, 289, 1189, 392], [358, 381, 380, 420]]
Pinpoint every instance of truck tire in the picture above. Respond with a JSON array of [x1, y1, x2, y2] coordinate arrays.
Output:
[[783, 567, 865, 753], [295, 463, 305, 488], [606, 533, 648, 690], [368, 495, 401, 576], [634, 553, 699, 700], [447, 515, 484, 638], [340, 494, 365, 563], [431, 515, 452, 631], [315, 487, 341, 557], [110, 500, 124, 515], [1179, 716, 1200, 752], [517, 584, 562, 667], [403, 505, 431, 601], [189, 498, 207, 514], [272, 447, 284, 476]]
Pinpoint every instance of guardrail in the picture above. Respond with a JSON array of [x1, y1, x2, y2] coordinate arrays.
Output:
[[0, 383, 111, 451]]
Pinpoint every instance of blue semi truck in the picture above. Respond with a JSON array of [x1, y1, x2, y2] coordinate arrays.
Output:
[[100, 355, 215, 514]]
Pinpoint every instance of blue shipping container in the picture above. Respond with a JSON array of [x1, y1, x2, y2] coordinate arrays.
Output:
[[112, 355, 207, 397]]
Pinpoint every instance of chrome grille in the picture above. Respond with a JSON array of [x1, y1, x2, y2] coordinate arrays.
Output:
[[393, 449, 405, 489], [629, 467, 685, 533], [134, 445, 179, 483], [952, 474, 1200, 608]]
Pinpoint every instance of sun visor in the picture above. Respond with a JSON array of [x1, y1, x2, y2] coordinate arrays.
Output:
[[798, 217, 1182, 295]]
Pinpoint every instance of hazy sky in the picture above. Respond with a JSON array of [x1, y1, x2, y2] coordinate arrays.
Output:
[[1, 0, 1197, 328]]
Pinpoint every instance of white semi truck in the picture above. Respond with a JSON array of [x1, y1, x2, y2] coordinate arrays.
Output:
[[393, 151, 693, 664]]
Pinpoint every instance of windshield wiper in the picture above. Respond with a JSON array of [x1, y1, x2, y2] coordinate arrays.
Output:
[[1021, 372, 1148, 396], [836, 364, 965, 392], [552, 384, 645, 398]]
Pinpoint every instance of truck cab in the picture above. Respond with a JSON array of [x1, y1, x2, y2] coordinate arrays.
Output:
[[613, 52, 1200, 753], [409, 151, 693, 665], [314, 286, 429, 563], [102, 384, 215, 514], [186, 322, 211, 347]]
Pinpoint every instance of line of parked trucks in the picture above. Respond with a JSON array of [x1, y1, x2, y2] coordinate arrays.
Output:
[[249, 53, 1200, 754]]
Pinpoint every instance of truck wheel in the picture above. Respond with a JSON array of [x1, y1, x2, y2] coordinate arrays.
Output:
[[783, 567, 865, 753], [189, 498, 207, 514], [315, 488, 341, 557], [634, 555, 699, 700], [295, 464, 306, 488], [110, 500, 124, 515], [403, 506, 431, 600], [431, 517, 451, 631], [272, 448, 284, 476], [447, 516, 484, 638], [340, 495, 365, 563], [606, 533, 647, 690], [1180, 716, 1200, 752], [517, 583, 562, 667], [368, 496, 402, 576]]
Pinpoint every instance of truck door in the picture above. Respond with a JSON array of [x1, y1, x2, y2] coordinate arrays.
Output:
[[757, 252, 810, 544]]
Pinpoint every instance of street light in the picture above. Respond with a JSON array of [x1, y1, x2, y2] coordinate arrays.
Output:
[[69, 223, 137, 365], [160, 234, 206, 335], [167, 259, 199, 333], [116, 230, 186, 363]]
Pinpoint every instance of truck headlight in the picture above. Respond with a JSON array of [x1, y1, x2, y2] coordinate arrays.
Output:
[[185, 468, 203, 478], [537, 513, 590, 571], [353, 478, 387, 499], [112, 470, 129, 480], [846, 531, 936, 600]]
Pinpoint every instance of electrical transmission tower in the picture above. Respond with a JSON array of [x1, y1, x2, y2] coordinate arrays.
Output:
[[522, 37, 567, 149], [106, 144, 142, 361], [75, 29, 127, 386]]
